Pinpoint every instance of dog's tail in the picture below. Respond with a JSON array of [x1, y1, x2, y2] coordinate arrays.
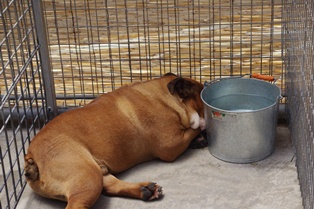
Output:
[[24, 154, 39, 181]]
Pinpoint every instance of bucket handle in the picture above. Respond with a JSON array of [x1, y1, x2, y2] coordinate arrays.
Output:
[[251, 73, 275, 82], [204, 74, 276, 86]]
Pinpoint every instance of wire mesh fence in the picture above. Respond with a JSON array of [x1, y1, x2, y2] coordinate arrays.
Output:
[[42, 0, 284, 107], [0, 1, 48, 208], [284, 0, 314, 208]]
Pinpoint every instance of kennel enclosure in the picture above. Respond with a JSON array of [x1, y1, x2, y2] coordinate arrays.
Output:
[[285, 0, 314, 208], [0, 0, 313, 208]]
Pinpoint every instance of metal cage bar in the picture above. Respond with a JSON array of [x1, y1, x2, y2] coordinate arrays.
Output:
[[32, 0, 58, 120], [0, 0, 49, 208]]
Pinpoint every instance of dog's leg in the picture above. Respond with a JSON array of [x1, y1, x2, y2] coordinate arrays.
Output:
[[40, 158, 103, 209], [66, 186, 101, 209], [65, 174, 103, 209], [102, 173, 163, 201], [63, 162, 104, 209], [157, 128, 201, 162]]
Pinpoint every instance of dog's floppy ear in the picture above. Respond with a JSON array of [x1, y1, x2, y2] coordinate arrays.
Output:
[[167, 77, 195, 99], [163, 72, 178, 77]]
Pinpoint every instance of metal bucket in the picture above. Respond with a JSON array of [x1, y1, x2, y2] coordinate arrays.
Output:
[[201, 77, 281, 163]]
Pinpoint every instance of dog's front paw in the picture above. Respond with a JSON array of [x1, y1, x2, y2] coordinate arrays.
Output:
[[189, 130, 208, 149], [140, 182, 163, 201]]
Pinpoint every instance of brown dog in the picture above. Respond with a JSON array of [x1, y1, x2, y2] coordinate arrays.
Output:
[[24, 73, 206, 209]]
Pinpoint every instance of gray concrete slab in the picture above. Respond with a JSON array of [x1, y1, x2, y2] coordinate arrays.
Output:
[[17, 124, 302, 209]]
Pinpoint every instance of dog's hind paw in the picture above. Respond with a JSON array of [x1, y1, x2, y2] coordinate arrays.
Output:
[[140, 182, 163, 201]]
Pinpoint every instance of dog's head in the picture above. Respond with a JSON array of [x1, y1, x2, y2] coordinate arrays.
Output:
[[166, 73, 205, 130]]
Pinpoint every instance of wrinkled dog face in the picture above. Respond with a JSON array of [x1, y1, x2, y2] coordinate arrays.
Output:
[[167, 76, 205, 130]]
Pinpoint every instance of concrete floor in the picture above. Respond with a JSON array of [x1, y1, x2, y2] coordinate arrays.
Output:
[[17, 124, 302, 209]]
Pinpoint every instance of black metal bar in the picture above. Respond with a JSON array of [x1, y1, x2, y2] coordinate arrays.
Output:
[[0, 103, 288, 126], [123, 0, 133, 82], [1, 94, 98, 101], [32, 0, 58, 120], [0, 146, 10, 209]]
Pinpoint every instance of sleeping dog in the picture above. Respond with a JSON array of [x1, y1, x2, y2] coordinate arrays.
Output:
[[24, 73, 206, 209]]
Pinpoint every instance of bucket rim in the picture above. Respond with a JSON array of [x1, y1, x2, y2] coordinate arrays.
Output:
[[201, 93, 280, 113], [204, 77, 280, 88], [201, 77, 282, 113]]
